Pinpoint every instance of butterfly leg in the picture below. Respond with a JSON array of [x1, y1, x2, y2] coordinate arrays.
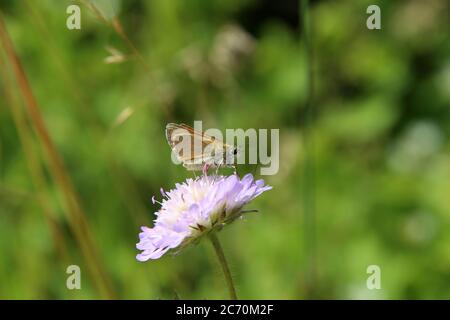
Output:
[[215, 158, 224, 176], [202, 163, 210, 176]]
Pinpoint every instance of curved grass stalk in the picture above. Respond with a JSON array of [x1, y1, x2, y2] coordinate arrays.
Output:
[[0, 53, 70, 266], [0, 12, 116, 299]]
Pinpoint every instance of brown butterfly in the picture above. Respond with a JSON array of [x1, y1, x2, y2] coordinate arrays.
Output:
[[165, 123, 238, 171]]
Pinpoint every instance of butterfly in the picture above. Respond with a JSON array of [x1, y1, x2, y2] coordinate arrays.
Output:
[[165, 123, 238, 172]]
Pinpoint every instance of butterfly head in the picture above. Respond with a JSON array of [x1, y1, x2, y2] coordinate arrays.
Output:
[[223, 145, 239, 166]]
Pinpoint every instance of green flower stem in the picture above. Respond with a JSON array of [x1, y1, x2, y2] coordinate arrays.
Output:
[[209, 232, 238, 300]]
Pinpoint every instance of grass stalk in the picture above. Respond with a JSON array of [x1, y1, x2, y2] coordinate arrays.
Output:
[[0, 53, 70, 265], [79, 0, 172, 121], [0, 12, 116, 299], [300, 0, 317, 298]]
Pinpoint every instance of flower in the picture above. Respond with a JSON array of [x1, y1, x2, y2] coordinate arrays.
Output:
[[136, 173, 271, 261]]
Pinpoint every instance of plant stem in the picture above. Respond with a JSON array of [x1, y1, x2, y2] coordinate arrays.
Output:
[[300, 0, 317, 297], [209, 233, 238, 300]]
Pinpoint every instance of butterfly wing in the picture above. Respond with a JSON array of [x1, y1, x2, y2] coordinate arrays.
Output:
[[165, 123, 235, 170]]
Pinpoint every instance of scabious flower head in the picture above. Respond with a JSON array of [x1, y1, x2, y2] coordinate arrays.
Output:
[[136, 173, 271, 261]]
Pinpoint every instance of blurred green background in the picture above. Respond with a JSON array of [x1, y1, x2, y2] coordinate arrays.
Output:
[[0, 0, 449, 299]]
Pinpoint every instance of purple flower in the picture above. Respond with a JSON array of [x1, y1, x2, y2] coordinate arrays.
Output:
[[136, 173, 272, 261]]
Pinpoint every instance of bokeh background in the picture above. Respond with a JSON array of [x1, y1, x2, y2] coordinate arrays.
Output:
[[0, 0, 449, 299]]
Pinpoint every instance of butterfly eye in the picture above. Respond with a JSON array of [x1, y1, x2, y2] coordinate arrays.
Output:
[[233, 148, 238, 155]]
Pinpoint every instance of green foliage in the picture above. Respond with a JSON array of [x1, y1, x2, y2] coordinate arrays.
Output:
[[0, 0, 449, 299]]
